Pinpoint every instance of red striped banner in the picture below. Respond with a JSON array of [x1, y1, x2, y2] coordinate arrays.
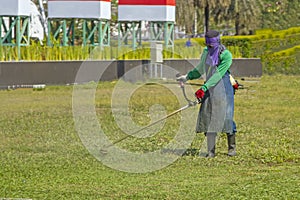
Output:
[[118, 0, 175, 6]]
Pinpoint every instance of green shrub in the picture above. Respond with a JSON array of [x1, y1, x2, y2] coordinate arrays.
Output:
[[255, 29, 273, 35], [262, 45, 300, 74], [1, 27, 300, 75]]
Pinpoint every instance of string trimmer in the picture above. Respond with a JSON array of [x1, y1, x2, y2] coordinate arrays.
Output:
[[99, 79, 200, 154]]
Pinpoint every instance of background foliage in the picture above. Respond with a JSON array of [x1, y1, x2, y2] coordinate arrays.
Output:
[[1, 27, 300, 74], [1, 1, 300, 75]]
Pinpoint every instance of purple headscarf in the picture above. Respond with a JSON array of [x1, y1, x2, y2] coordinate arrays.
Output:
[[205, 31, 221, 66]]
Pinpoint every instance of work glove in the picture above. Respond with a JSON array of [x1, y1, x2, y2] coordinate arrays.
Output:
[[176, 74, 188, 83], [233, 81, 239, 90], [195, 88, 205, 102], [230, 74, 239, 91]]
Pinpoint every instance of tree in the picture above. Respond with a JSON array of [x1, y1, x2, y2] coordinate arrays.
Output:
[[212, 0, 262, 35], [176, 0, 196, 34], [31, 0, 300, 37], [194, 0, 232, 33], [232, 0, 262, 35], [194, 0, 210, 32]]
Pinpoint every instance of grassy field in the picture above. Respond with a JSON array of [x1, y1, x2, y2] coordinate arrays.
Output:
[[0, 75, 299, 199]]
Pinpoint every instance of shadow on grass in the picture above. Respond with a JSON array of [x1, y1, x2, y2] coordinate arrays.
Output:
[[161, 148, 202, 156]]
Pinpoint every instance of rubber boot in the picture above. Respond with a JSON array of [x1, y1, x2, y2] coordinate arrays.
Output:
[[206, 132, 217, 158], [227, 134, 237, 156]]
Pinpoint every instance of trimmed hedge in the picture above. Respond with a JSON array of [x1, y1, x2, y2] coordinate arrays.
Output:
[[1, 27, 300, 74], [255, 27, 300, 74], [261, 45, 300, 74]]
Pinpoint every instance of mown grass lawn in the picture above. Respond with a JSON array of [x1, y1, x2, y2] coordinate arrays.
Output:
[[0, 75, 299, 199]]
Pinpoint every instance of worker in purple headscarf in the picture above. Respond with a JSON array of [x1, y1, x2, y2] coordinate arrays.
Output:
[[177, 30, 237, 157]]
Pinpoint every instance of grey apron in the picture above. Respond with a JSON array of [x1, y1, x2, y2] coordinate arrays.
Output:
[[196, 55, 234, 134]]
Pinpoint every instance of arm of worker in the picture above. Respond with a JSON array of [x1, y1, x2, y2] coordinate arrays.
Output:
[[201, 50, 233, 92], [176, 50, 207, 82], [186, 50, 208, 80]]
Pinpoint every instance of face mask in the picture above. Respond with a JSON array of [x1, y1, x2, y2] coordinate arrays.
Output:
[[205, 35, 221, 66]]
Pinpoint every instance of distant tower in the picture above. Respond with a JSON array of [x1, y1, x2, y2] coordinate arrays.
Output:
[[0, 0, 32, 60], [118, 0, 176, 49], [47, 0, 111, 46]]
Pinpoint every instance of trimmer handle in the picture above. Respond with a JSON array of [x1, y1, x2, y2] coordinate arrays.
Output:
[[196, 97, 202, 104]]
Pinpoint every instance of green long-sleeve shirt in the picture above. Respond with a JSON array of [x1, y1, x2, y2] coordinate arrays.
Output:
[[186, 47, 233, 92]]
